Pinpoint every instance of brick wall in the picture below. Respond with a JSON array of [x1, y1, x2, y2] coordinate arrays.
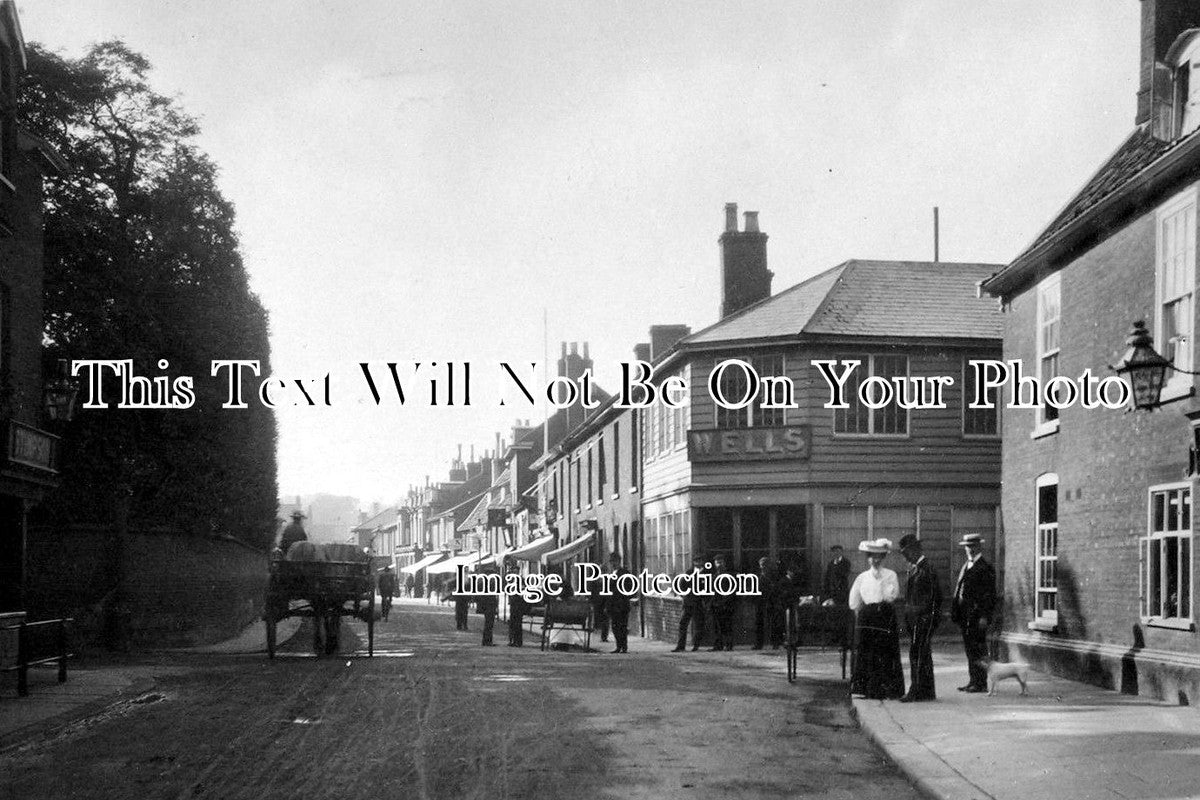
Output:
[[640, 594, 757, 646], [999, 195, 1200, 701], [25, 524, 268, 647]]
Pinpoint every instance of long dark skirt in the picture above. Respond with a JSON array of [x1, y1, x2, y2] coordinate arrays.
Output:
[[851, 602, 905, 700]]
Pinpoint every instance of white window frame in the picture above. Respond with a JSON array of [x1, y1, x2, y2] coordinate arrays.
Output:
[[1142, 482, 1194, 630], [1034, 473, 1059, 625], [832, 354, 910, 437], [1156, 188, 1197, 404], [1033, 275, 1061, 438], [962, 355, 1000, 438]]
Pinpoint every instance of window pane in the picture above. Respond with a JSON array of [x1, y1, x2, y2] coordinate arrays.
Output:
[[833, 361, 868, 434]]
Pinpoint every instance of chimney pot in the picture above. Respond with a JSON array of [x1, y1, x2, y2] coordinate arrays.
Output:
[[570, 342, 578, 355], [583, 342, 590, 359], [725, 202, 738, 232], [744, 211, 759, 233]]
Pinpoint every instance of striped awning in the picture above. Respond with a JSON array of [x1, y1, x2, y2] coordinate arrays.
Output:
[[399, 552, 445, 574], [541, 532, 596, 566], [425, 551, 489, 576]]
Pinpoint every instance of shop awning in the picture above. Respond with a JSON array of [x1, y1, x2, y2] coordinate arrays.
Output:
[[399, 552, 445, 574], [541, 532, 596, 566], [477, 548, 511, 568], [508, 534, 556, 563], [425, 551, 490, 576]]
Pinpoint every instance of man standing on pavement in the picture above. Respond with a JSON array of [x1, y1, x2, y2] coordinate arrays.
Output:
[[476, 563, 499, 646], [672, 555, 708, 652], [753, 556, 784, 650], [505, 557, 527, 647], [378, 565, 397, 622], [898, 534, 942, 702], [710, 553, 736, 651], [822, 545, 851, 605], [605, 552, 632, 654], [278, 510, 308, 555], [951, 533, 996, 693]]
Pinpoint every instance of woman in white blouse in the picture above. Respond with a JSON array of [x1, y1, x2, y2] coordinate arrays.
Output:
[[848, 539, 905, 699]]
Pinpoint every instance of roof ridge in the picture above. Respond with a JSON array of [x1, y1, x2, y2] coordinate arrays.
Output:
[[682, 261, 848, 344]]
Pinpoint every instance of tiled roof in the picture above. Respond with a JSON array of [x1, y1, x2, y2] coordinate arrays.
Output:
[[686, 260, 1002, 345], [1021, 128, 1180, 255]]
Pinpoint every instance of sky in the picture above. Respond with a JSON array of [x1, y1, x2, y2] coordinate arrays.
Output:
[[19, 1, 1140, 504]]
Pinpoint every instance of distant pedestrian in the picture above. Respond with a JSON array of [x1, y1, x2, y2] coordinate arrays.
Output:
[[605, 552, 632, 654], [378, 565, 397, 622], [279, 510, 308, 555], [590, 572, 610, 643], [822, 545, 851, 605], [898, 534, 942, 702], [454, 584, 471, 631], [951, 533, 996, 694], [505, 557, 526, 647], [476, 564, 499, 646], [753, 556, 784, 650], [709, 553, 736, 651], [404, 572, 414, 597], [848, 539, 904, 700], [672, 555, 709, 652]]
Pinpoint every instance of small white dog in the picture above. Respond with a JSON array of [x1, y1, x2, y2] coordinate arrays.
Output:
[[975, 659, 1030, 695]]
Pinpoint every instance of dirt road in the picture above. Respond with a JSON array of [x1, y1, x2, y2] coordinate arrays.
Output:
[[1, 599, 920, 799]]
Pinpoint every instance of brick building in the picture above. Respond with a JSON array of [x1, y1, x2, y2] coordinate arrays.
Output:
[[0, 0, 68, 615], [982, 0, 1200, 700]]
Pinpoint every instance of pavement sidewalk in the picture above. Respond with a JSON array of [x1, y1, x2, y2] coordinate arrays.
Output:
[[852, 641, 1200, 800], [0, 614, 300, 751]]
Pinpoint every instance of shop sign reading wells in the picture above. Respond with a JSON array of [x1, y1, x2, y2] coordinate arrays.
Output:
[[687, 425, 810, 463]]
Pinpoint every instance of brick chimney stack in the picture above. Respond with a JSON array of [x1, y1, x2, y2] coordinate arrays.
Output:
[[719, 202, 772, 319], [1136, 0, 1200, 135], [649, 324, 691, 361]]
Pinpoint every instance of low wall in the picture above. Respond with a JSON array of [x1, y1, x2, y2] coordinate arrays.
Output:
[[1001, 631, 1200, 708], [640, 594, 757, 646], [26, 524, 268, 648]]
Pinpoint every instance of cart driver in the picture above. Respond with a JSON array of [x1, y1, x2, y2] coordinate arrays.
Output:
[[279, 510, 308, 555]]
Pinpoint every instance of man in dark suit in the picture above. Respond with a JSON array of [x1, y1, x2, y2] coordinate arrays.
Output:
[[822, 545, 852, 605], [605, 552, 632, 654], [898, 534, 942, 702], [951, 533, 996, 693], [673, 555, 708, 652], [753, 556, 785, 650], [709, 554, 736, 651]]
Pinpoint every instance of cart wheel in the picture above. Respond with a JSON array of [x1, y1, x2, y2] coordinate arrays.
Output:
[[367, 594, 375, 657], [265, 612, 277, 659]]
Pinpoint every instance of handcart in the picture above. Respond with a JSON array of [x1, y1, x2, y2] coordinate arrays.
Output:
[[264, 556, 375, 658], [540, 598, 593, 651], [785, 602, 854, 682]]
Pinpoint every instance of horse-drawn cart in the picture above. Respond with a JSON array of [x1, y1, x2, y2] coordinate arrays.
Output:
[[264, 552, 375, 658]]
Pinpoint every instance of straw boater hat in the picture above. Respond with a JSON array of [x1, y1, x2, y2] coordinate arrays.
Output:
[[857, 538, 892, 555], [957, 533, 985, 547]]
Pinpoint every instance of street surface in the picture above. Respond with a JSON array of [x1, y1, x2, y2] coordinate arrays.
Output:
[[2, 599, 920, 800]]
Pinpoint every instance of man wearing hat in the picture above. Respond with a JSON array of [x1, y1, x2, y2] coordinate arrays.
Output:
[[822, 544, 852, 605], [898, 534, 942, 702], [951, 533, 996, 693], [279, 510, 308, 555], [378, 565, 398, 622]]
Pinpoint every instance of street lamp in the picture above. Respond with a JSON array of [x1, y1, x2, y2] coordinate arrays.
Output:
[[43, 359, 79, 423], [1113, 321, 1181, 410]]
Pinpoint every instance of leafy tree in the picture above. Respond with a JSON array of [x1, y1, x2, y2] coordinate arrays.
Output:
[[20, 42, 278, 549]]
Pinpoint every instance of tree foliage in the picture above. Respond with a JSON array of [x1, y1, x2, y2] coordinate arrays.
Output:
[[21, 41, 278, 549]]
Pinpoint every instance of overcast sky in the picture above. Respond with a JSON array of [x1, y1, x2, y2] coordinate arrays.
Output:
[[21, 1, 1139, 504]]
